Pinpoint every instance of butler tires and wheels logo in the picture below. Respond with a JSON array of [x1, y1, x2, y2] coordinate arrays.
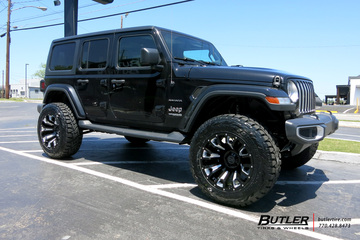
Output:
[[258, 215, 310, 230], [257, 214, 352, 231]]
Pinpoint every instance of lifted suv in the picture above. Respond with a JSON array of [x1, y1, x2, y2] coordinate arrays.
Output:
[[38, 26, 338, 206]]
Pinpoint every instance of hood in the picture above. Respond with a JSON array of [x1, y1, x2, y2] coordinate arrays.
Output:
[[183, 65, 310, 85]]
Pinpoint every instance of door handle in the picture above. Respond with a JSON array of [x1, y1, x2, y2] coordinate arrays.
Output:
[[100, 79, 108, 87], [111, 79, 125, 87], [111, 79, 125, 84], [77, 79, 89, 84]]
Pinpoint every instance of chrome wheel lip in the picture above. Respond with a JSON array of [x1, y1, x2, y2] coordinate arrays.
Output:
[[40, 113, 60, 150], [199, 133, 253, 192]]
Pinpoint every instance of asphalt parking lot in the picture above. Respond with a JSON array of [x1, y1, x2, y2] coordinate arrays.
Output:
[[0, 102, 359, 240]]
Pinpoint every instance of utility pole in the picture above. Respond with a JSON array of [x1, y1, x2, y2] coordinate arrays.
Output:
[[4, 2, 47, 99], [5, 0, 11, 99]]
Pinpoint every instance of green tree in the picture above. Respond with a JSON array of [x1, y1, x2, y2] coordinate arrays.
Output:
[[33, 63, 46, 79]]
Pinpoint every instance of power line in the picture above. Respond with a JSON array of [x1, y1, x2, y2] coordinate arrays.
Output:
[[10, 0, 146, 29], [10, 2, 96, 24], [10, 0, 194, 32], [0, 6, 7, 14]]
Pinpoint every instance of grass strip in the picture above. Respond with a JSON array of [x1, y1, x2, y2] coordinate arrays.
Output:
[[319, 138, 360, 154], [339, 119, 360, 123]]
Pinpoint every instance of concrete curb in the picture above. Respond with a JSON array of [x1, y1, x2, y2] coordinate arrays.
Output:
[[338, 121, 360, 128], [314, 150, 360, 164]]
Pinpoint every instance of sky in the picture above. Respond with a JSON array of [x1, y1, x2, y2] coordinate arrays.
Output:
[[0, 0, 359, 101]]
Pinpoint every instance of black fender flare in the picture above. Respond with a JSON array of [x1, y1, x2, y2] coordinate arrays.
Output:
[[42, 84, 86, 119], [180, 84, 295, 132]]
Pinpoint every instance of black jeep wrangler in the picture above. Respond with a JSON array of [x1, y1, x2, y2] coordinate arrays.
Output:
[[37, 26, 338, 206]]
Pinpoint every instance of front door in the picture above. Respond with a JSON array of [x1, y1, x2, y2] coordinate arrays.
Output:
[[108, 34, 166, 125]]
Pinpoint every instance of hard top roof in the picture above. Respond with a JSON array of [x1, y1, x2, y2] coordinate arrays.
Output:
[[51, 26, 203, 43]]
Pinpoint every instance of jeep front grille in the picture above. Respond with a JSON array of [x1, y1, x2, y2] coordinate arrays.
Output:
[[294, 80, 316, 114]]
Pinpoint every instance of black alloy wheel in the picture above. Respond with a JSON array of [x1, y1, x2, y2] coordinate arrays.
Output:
[[190, 114, 281, 207], [38, 103, 82, 159]]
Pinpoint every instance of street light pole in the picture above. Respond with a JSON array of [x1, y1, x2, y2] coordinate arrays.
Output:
[[25, 63, 29, 98], [4, 3, 47, 99]]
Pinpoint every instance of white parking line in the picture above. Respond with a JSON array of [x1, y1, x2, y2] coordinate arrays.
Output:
[[0, 145, 348, 240], [0, 130, 36, 133], [343, 107, 355, 114], [19, 150, 43, 153], [148, 183, 197, 189], [0, 135, 36, 138], [333, 133, 360, 138], [71, 160, 188, 166], [0, 127, 35, 131], [0, 140, 38, 144], [277, 180, 360, 185]]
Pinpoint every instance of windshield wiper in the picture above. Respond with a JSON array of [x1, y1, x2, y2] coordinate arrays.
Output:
[[174, 57, 217, 66], [198, 60, 217, 66], [174, 57, 197, 63]]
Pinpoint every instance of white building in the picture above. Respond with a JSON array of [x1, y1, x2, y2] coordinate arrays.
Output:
[[10, 78, 43, 99], [349, 76, 360, 105]]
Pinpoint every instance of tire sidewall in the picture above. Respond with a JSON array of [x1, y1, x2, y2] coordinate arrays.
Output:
[[37, 103, 77, 158], [190, 115, 279, 205]]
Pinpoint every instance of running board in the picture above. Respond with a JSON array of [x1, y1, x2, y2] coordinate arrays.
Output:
[[78, 120, 186, 143]]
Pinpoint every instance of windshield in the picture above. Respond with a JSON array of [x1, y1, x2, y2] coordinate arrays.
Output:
[[160, 30, 227, 66]]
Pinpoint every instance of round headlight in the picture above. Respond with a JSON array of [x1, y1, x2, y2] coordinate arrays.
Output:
[[287, 80, 299, 103]]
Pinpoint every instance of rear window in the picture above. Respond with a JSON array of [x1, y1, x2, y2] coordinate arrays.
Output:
[[81, 39, 109, 69], [49, 42, 75, 71]]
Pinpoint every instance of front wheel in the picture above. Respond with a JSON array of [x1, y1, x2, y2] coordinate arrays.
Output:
[[189, 114, 281, 207], [37, 103, 83, 159]]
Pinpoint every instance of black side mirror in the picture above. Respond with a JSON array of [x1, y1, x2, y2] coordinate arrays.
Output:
[[140, 48, 160, 66]]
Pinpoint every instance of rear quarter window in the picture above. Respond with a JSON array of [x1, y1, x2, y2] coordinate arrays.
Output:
[[49, 42, 76, 71], [81, 38, 109, 69]]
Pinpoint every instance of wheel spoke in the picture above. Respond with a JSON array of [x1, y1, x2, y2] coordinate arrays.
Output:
[[41, 126, 54, 132], [204, 164, 222, 177], [239, 145, 250, 157], [202, 148, 221, 159], [43, 132, 57, 141], [226, 135, 235, 150], [216, 170, 229, 188], [241, 165, 250, 176], [42, 117, 54, 127], [232, 171, 241, 188], [210, 136, 225, 151], [47, 137, 57, 148]]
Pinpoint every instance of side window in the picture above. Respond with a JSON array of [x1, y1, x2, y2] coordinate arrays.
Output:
[[81, 39, 109, 69], [49, 42, 75, 71], [118, 35, 156, 68]]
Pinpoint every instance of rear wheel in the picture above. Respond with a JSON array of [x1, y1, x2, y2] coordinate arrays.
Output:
[[189, 114, 281, 207], [37, 103, 82, 159]]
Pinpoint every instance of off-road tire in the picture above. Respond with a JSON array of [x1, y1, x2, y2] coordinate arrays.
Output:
[[37, 103, 83, 159], [189, 114, 281, 207], [281, 143, 319, 169]]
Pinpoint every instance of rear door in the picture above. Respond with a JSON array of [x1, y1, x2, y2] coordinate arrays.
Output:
[[76, 35, 113, 122]]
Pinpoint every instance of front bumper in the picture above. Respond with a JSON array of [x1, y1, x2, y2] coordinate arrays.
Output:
[[285, 112, 339, 155]]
